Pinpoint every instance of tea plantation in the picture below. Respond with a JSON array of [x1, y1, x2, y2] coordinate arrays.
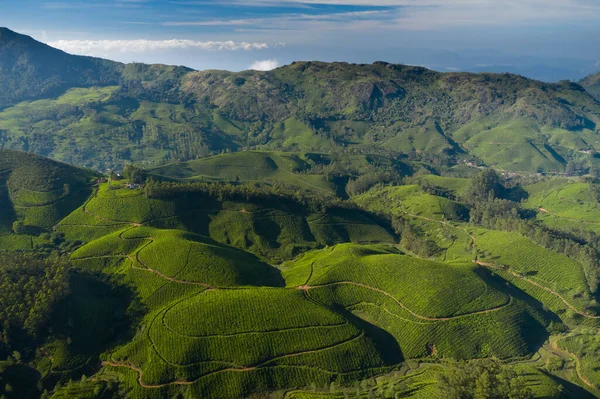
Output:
[[3, 150, 600, 398]]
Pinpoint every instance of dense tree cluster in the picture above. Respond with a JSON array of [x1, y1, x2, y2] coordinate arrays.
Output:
[[145, 179, 355, 213], [439, 359, 533, 399], [463, 170, 600, 296], [391, 216, 441, 257], [0, 253, 70, 358], [461, 169, 505, 204]]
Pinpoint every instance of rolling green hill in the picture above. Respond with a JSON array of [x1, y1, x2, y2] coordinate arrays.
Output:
[[3, 150, 600, 398], [148, 151, 336, 195], [56, 181, 396, 261], [0, 149, 97, 244]]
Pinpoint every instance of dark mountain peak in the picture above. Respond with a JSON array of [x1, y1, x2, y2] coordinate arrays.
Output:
[[0, 27, 123, 109], [0, 26, 24, 39]]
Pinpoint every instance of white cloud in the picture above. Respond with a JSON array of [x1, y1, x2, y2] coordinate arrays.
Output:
[[248, 59, 280, 71], [47, 39, 270, 56]]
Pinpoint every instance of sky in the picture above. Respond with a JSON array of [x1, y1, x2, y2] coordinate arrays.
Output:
[[2, 0, 600, 80]]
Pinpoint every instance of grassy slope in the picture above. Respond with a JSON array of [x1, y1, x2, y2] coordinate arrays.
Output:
[[53, 176, 558, 398], [523, 178, 600, 233], [0, 149, 97, 237], [282, 244, 548, 361], [57, 182, 395, 262], [353, 185, 468, 222], [356, 179, 598, 318]]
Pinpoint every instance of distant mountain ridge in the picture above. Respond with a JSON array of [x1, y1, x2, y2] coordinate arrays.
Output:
[[1, 27, 600, 174], [581, 71, 600, 101]]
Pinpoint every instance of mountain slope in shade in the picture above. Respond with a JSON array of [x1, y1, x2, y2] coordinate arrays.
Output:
[[0, 149, 98, 232], [0, 27, 123, 108]]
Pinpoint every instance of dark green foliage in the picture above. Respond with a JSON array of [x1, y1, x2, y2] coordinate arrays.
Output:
[[122, 164, 144, 184], [462, 169, 505, 204], [392, 216, 441, 257], [438, 358, 533, 399], [0, 362, 41, 399], [145, 179, 347, 211], [49, 379, 122, 399], [0, 253, 69, 357]]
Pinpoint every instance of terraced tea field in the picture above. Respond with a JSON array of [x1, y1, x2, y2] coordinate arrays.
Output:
[[6, 154, 600, 398], [49, 181, 566, 398], [524, 179, 600, 233]]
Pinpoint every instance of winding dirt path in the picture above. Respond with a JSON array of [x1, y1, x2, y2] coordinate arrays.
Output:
[[119, 229, 216, 289], [538, 207, 600, 225], [473, 260, 600, 319], [103, 332, 364, 389], [548, 336, 595, 389], [297, 281, 511, 322], [401, 205, 476, 244], [101, 360, 256, 389]]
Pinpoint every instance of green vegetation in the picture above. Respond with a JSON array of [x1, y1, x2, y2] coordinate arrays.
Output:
[[4, 153, 600, 398], [0, 149, 97, 235], [3, 26, 600, 397], [0, 253, 69, 358], [557, 329, 600, 390], [2, 29, 600, 173], [149, 151, 336, 195]]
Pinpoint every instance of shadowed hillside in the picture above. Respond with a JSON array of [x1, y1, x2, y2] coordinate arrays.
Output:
[[0, 28, 123, 109]]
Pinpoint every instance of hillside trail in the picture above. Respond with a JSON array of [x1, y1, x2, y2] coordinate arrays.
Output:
[[296, 280, 511, 322], [117, 228, 216, 289], [400, 205, 476, 244], [547, 336, 595, 389], [103, 332, 364, 389], [538, 207, 600, 225], [101, 360, 256, 389], [473, 260, 600, 319], [401, 203, 600, 320]]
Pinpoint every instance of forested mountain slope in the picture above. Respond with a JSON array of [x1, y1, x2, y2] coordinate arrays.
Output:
[[1, 28, 600, 174]]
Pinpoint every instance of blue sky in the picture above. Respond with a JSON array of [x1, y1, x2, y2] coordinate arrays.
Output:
[[2, 0, 600, 80]]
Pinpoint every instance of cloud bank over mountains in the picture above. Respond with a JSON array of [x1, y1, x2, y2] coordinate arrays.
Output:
[[48, 39, 271, 56]]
